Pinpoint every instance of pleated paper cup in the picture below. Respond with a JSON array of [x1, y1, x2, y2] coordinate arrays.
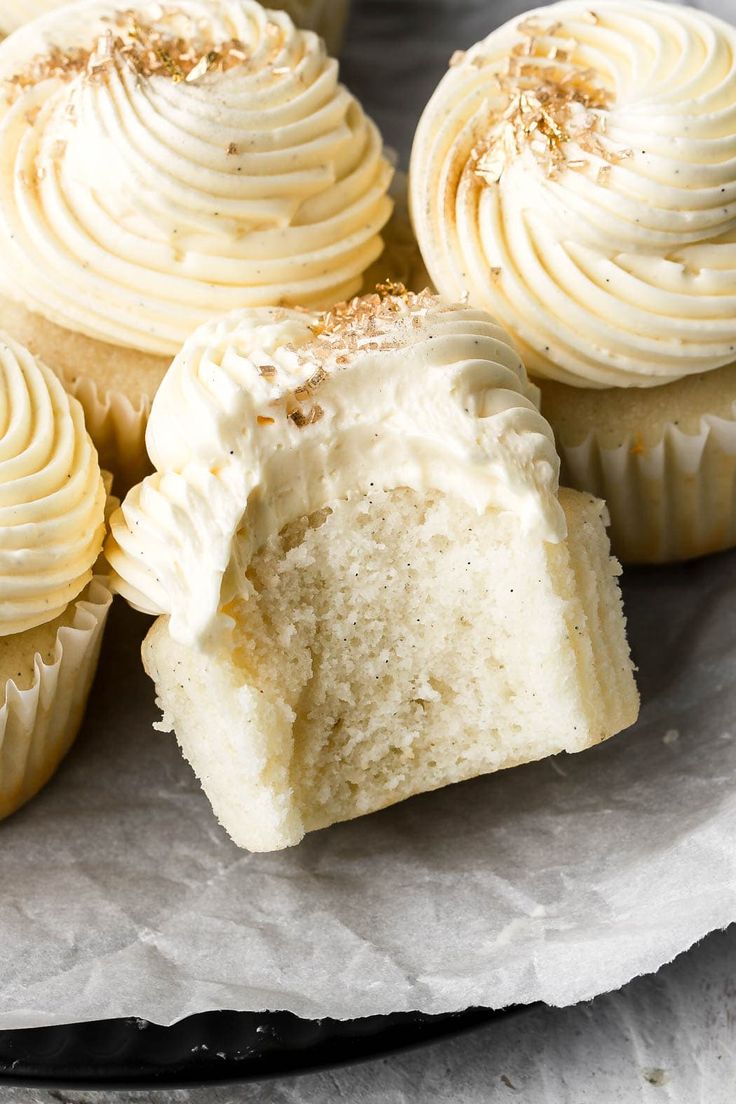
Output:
[[539, 364, 736, 564], [0, 578, 113, 821]]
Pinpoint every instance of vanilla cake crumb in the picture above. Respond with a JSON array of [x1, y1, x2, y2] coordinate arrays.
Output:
[[144, 486, 638, 852]]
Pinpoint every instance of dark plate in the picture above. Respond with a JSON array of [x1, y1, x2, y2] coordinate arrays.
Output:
[[0, 1007, 513, 1089]]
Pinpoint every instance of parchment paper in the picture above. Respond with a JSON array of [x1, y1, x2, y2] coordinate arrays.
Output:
[[2, 0, 736, 1030]]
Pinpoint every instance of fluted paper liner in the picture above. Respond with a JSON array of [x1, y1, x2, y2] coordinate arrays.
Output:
[[67, 376, 153, 494], [558, 413, 736, 564], [0, 578, 113, 820]]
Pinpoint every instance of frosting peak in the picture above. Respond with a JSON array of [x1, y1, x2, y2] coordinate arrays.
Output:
[[0, 332, 107, 636], [410, 0, 736, 388], [0, 0, 347, 50], [107, 290, 565, 646], [0, 0, 393, 356]]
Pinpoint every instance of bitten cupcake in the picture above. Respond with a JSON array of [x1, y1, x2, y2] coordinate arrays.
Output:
[[410, 0, 736, 563], [0, 0, 352, 55], [107, 287, 638, 852], [0, 332, 112, 821], [0, 0, 392, 489]]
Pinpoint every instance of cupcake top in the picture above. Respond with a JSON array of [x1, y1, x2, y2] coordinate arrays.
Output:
[[0, 332, 107, 636], [0, 0, 57, 36], [411, 0, 736, 389], [107, 286, 564, 646], [0, 0, 392, 356], [0, 0, 346, 41]]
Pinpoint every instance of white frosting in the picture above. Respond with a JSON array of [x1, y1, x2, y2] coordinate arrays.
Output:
[[107, 296, 565, 646], [0, 0, 61, 35], [0, 0, 392, 356], [0, 332, 107, 636], [410, 0, 736, 388], [0, 0, 347, 41]]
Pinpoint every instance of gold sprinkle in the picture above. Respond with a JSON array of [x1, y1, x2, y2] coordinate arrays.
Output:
[[471, 16, 620, 185], [293, 366, 327, 401], [258, 364, 277, 379], [289, 405, 324, 428], [308, 282, 435, 352], [185, 49, 219, 82], [6, 9, 253, 97], [257, 415, 275, 426], [518, 17, 561, 36]]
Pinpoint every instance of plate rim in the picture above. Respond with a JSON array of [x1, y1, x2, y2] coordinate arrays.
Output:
[[0, 1005, 529, 1089]]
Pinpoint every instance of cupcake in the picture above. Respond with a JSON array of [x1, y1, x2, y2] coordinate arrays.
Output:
[[0, 332, 112, 821], [0, 0, 392, 489], [0, 0, 352, 55], [410, 0, 736, 563], [107, 288, 638, 852]]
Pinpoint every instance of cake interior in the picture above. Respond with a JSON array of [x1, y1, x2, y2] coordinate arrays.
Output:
[[145, 486, 638, 851]]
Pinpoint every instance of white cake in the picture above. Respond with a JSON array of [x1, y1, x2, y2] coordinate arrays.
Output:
[[108, 289, 639, 851]]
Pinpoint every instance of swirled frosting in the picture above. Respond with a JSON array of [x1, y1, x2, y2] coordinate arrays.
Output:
[[0, 0, 61, 36], [107, 290, 565, 646], [0, 0, 349, 50], [410, 0, 736, 389], [0, 332, 107, 636], [0, 0, 392, 356]]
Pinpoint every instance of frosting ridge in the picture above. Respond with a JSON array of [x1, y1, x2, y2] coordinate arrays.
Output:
[[0, 332, 107, 636], [0, 0, 392, 355], [410, 0, 736, 388], [107, 290, 565, 645], [0, 0, 347, 46]]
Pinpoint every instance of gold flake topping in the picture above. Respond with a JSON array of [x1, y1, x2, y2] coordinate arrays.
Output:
[[309, 281, 436, 351], [5, 7, 259, 99], [266, 284, 439, 430], [468, 13, 630, 184], [289, 404, 324, 428]]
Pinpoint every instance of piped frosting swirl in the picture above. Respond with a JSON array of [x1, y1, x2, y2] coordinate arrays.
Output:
[[107, 288, 565, 647], [410, 0, 736, 388], [0, 0, 347, 47], [0, 0, 392, 356], [0, 332, 107, 636], [0, 0, 61, 36]]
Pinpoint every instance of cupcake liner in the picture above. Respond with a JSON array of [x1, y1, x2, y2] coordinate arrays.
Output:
[[67, 375, 153, 494], [0, 577, 113, 820], [559, 412, 736, 564]]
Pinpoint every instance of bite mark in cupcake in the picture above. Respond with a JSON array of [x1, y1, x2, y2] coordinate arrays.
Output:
[[106, 291, 638, 851]]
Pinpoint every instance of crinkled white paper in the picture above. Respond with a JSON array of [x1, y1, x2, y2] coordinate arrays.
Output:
[[2, 0, 736, 1030]]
